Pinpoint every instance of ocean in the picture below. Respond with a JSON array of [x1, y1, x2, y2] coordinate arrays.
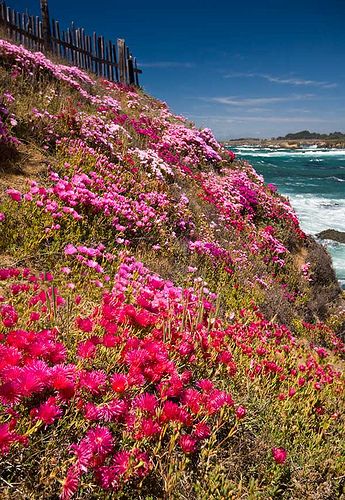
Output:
[[231, 146, 345, 288]]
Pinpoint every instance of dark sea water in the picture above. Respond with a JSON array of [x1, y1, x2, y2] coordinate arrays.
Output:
[[231, 146, 345, 287]]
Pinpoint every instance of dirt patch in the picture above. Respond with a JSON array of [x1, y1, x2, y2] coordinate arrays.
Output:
[[294, 246, 308, 270], [0, 253, 17, 267], [0, 143, 49, 199]]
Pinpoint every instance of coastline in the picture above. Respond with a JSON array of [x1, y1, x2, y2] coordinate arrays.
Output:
[[223, 138, 345, 149], [230, 144, 345, 288]]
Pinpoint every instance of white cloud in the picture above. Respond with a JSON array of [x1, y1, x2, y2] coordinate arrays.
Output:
[[202, 94, 314, 106], [224, 72, 338, 89], [188, 114, 329, 124], [264, 75, 337, 89], [224, 72, 257, 78]]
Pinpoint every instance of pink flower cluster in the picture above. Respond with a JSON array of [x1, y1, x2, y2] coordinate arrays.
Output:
[[200, 166, 301, 232], [17, 139, 176, 239], [160, 124, 223, 167], [0, 254, 343, 498], [78, 112, 130, 152], [189, 240, 233, 272], [1, 40, 304, 287], [0, 39, 95, 99], [0, 94, 19, 148], [0, 261, 234, 497]]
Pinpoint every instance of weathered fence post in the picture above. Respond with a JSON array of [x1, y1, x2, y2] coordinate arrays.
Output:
[[134, 57, 139, 86], [40, 0, 51, 51], [117, 38, 126, 84], [127, 53, 135, 85], [0, 2, 6, 29], [0, 2, 141, 84]]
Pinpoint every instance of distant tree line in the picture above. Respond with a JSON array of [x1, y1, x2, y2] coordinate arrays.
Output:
[[276, 130, 345, 140]]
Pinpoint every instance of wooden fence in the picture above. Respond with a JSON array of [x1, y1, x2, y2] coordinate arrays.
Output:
[[0, 0, 142, 85]]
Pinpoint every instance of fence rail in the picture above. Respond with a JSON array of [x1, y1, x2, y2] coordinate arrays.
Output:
[[0, 0, 141, 85]]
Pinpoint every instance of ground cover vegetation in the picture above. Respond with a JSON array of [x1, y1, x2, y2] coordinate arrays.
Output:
[[0, 39, 344, 499]]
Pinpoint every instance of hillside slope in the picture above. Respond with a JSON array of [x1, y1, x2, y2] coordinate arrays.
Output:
[[0, 39, 344, 499]]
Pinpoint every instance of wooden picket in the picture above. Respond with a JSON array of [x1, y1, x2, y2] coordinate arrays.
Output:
[[0, 0, 142, 85]]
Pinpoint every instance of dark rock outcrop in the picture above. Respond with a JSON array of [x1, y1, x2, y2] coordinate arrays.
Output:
[[304, 236, 342, 322], [317, 229, 345, 244]]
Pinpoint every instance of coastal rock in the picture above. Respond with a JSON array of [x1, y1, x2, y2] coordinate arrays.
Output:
[[303, 236, 342, 322], [317, 229, 345, 244], [279, 141, 299, 149]]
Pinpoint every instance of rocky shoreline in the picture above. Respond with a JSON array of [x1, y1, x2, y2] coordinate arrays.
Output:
[[223, 138, 345, 149]]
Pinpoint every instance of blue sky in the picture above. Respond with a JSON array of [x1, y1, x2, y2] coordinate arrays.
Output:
[[13, 0, 345, 138]]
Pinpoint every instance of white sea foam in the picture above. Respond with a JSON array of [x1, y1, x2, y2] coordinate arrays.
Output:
[[234, 146, 345, 283], [286, 193, 345, 234], [328, 176, 345, 182], [322, 242, 345, 285], [235, 148, 345, 158], [286, 193, 345, 282], [268, 191, 345, 282]]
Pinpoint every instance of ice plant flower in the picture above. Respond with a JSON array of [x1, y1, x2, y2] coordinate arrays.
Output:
[[30, 397, 62, 424], [272, 447, 287, 464], [235, 405, 246, 419], [179, 434, 198, 453], [60, 465, 81, 500]]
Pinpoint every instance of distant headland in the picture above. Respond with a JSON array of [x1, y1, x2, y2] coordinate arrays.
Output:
[[223, 130, 345, 149]]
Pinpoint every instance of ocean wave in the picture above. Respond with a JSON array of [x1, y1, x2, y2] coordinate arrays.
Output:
[[234, 148, 345, 158], [235, 146, 345, 282], [310, 175, 345, 182], [234, 147, 267, 152], [328, 176, 345, 182], [286, 194, 345, 234], [317, 238, 345, 284]]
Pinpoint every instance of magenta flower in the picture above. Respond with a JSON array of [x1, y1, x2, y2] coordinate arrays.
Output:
[[84, 399, 127, 422], [160, 400, 182, 422], [137, 417, 161, 439], [29, 311, 40, 322], [78, 370, 107, 394], [95, 465, 119, 490], [197, 379, 214, 393], [0, 422, 21, 455], [111, 373, 128, 393], [0, 304, 18, 328], [133, 393, 158, 414], [132, 448, 152, 478], [6, 188, 22, 202], [64, 244, 78, 255], [86, 426, 113, 456], [76, 316, 93, 332], [288, 387, 296, 397], [235, 405, 246, 419], [193, 422, 211, 440], [112, 450, 131, 475], [272, 447, 287, 464], [30, 397, 62, 424], [77, 340, 96, 360], [70, 440, 92, 472], [179, 434, 197, 453], [17, 360, 51, 398], [60, 465, 81, 500]]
